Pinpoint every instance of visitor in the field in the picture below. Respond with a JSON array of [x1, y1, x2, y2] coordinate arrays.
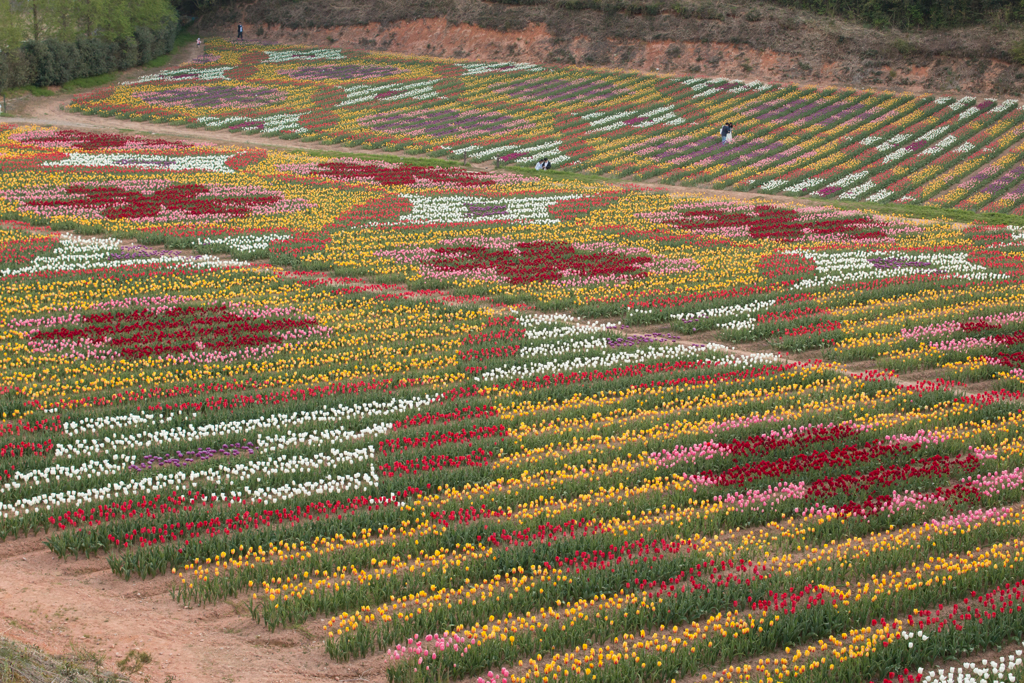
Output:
[[535, 158, 544, 171], [543, 159, 552, 170], [721, 122, 733, 144], [238, 24, 244, 41]]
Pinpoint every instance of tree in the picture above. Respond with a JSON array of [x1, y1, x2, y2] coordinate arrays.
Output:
[[0, 0, 24, 52], [96, 0, 174, 40]]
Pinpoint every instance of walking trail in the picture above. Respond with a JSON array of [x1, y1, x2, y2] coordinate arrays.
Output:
[[2, 41, 842, 209]]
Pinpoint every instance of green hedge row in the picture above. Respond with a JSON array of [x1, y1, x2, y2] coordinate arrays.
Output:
[[0, 19, 177, 92]]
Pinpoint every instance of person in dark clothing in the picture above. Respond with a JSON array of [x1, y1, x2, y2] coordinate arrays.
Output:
[[721, 122, 733, 144], [238, 24, 244, 41], [543, 159, 552, 170]]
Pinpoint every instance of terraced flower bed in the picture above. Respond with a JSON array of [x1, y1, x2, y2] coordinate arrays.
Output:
[[64, 39, 1024, 213], [5, 124, 1024, 387], [2, 121, 1024, 683]]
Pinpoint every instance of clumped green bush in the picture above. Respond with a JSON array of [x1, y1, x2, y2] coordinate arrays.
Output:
[[0, 0, 177, 91], [1012, 39, 1024, 65], [3, 20, 177, 89]]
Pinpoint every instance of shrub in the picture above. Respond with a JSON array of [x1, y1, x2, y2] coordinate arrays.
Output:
[[1012, 39, 1024, 65], [4, 18, 177, 90]]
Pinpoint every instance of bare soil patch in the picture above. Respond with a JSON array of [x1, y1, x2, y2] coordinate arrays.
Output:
[[197, 0, 1024, 98], [0, 533, 390, 683]]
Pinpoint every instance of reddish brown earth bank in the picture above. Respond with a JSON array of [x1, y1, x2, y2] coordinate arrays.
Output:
[[198, 0, 1024, 97]]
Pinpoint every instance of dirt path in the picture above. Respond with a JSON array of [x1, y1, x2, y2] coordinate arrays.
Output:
[[0, 103, 871, 213], [1, 102, 476, 169], [0, 531, 390, 683], [2, 47, 506, 174], [1, 51, 864, 210], [5, 40, 203, 120]]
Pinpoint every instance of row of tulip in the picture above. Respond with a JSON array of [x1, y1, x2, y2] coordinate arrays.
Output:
[[3, 119, 1024, 683], [384, 534, 1024, 683]]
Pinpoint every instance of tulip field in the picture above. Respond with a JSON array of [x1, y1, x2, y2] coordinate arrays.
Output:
[[4, 124, 1024, 390], [63, 38, 1024, 214], [5, 108, 1024, 683]]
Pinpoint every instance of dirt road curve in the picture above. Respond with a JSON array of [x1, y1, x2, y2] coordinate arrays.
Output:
[[1, 42, 833, 208], [4, 40, 512, 170], [1, 100, 821, 206]]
